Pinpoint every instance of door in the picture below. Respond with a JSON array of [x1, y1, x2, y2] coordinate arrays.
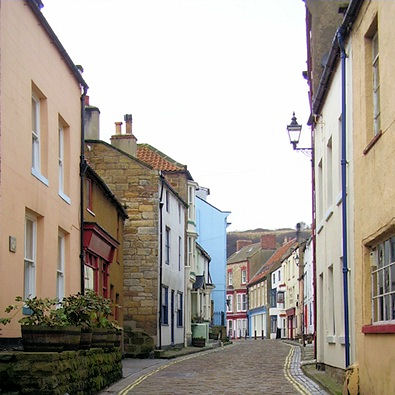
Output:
[[171, 290, 175, 344]]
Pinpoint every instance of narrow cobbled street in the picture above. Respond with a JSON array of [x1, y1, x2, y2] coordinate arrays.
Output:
[[120, 340, 309, 394]]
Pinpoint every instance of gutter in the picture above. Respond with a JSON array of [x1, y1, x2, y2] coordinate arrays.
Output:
[[80, 87, 88, 293], [338, 30, 351, 369], [158, 174, 165, 349]]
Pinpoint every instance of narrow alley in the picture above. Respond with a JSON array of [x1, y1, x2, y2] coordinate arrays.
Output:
[[104, 340, 327, 395]]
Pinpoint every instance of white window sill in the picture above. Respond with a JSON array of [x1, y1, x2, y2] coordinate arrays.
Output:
[[86, 208, 95, 216], [59, 191, 71, 205], [338, 335, 345, 344], [336, 192, 342, 206], [31, 168, 49, 186], [326, 335, 336, 344], [325, 206, 334, 222]]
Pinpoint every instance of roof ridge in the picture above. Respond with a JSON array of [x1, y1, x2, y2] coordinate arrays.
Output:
[[137, 143, 186, 169]]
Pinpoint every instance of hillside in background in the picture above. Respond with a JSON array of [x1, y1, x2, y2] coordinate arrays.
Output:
[[227, 227, 311, 258]]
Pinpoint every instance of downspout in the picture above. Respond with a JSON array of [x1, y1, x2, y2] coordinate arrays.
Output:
[[337, 29, 351, 368], [80, 86, 88, 294], [158, 174, 165, 349], [311, 123, 317, 360]]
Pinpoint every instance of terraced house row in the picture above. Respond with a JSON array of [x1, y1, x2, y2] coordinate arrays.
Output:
[[0, 0, 230, 353], [226, 234, 314, 343]]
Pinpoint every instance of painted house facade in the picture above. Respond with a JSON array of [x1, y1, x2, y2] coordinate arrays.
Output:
[[160, 180, 187, 347], [83, 166, 128, 325], [351, 1, 395, 393], [227, 236, 276, 338], [137, 142, 198, 346], [303, 238, 315, 339], [0, 0, 88, 339], [269, 265, 286, 339], [196, 188, 230, 326]]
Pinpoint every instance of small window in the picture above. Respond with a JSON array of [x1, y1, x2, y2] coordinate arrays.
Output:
[[57, 233, 65, 301], [162, 286, 169, 325], [241, 269, 247, 284], [372, 31, 380, 136], [165, 227, 170, 265], [31, 96, 40, 172], [86, 178, 93, 212], [178, 236, 182, 271], [228, 271, 233, 286], [226, 294, 233, 312], [24, 215, 37, 299], [177, 292, 183, 326], [166, 190, 170, 212], [371, 236, 395, 322]]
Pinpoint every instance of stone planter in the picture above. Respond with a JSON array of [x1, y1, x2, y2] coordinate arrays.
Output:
[[91, 327, 108, 349], [80, 327, 92, 350], [21, 326, 81, 352], [106, 328, 117, 349]]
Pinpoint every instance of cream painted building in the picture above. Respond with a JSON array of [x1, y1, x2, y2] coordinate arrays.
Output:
[[0, 0, 87, 339], [351, 1, 395, 394], [313, 45, 355, 374]]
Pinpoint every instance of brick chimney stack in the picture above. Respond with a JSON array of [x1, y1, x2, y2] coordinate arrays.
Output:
[[115, 122, 122, 135], [84, 97, 100, 140], [260, 234, 276, 250], [236, 240, 252, 251]]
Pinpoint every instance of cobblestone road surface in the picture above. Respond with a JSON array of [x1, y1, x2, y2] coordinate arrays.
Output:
[[124, 340, 300, 394]]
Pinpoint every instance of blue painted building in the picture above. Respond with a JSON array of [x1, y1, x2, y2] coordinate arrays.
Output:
[[196, 188, 230, 326]]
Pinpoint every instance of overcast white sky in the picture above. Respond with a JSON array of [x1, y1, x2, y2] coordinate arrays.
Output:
[[43, 0, 312, 232]]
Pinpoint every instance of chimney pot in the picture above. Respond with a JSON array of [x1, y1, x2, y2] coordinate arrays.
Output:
[[124, 114, 133, 134], [115, 122, 122, 135]]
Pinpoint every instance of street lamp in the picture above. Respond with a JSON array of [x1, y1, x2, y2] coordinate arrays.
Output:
[[286, 112, 312, 155]]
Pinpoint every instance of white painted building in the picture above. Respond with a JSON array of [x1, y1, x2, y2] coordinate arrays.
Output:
[[269, 266, 286, 339], [184, 180, 199, 345], [160, 181, 187, 347], [303, 238, 314, 338], [313, 40, 355, 370], [192, 243, 214, 322]]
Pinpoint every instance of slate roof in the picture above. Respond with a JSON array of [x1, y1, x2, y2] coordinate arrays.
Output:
[[227, 243, 261, 264], [248, 238, 297, 286]]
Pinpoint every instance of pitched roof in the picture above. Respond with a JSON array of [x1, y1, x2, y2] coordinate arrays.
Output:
[[137, 144, 186, 172], [248, 238, 297, 286], [227, 242, 261, 264]]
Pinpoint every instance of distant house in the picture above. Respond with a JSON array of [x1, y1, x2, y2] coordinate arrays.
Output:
[[196, 188, 231, 326], [226, 236, 276, 338], [303, 238, 314, 340], [193, 243, 214, 322], [83, 166, 128, 325], [0, 0, 88, 340], [248, 238, 297, 339]]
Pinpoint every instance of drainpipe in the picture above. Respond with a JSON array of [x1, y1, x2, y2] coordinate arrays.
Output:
[[158, 174, 165, 349], [337, 29, 351, 368], [80, 86, 88, 294]]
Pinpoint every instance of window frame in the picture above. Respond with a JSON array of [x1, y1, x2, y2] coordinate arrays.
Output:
[[226, 294, 233, 312], [162, 286, 169, 325], [165, 227, 170, 265], [228, 270, 233, 286], [177, 292, 183, 327], [241, 269, 247, 284], [24, 215, 37, 300], [31, 95, 41, 173], [372, 31, 380, 136], [57, 233, 65, 301]]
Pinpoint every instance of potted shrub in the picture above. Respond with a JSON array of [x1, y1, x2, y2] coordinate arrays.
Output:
[[61, 292, 94, 350], [2, 296, 81, 352]]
